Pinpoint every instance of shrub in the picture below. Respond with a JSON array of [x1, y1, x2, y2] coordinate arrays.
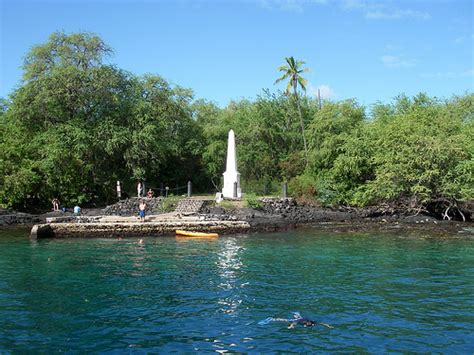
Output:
[[158, 195, 182, 213], [288, 174, 318, 199], [244, 193, 263, 209], [240, 178, 281, 197], [219, 200, 235, 210]]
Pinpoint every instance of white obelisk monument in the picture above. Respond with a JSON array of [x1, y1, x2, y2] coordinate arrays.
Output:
[[222, 129, 242, 198]]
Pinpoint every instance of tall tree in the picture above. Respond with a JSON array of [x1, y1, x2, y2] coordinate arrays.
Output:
[[22, 31, 112, 81], [0, 31, 211, 208], [275, 56, 310, 164]]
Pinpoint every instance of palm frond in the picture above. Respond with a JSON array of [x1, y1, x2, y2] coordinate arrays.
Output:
[[296, 59, 306, 67], [274, 72, 290, 84], [285, 81, 292, 95], [286, 56, 296, 69], [298, 76, 308, 92], [276, 56, 310, 94]]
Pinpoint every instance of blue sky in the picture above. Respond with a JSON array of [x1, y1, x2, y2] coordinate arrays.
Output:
[[1, 0, 472, 107]]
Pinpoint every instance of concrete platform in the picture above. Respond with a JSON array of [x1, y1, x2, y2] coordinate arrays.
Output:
[[31, 216, 251, 239]]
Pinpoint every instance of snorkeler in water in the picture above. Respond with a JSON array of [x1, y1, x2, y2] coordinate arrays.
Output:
[[288, 315, 316, 329], [258, 312, 333, 329]]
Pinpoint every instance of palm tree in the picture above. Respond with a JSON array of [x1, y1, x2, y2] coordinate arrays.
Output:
[[275, 56, 310, 165]]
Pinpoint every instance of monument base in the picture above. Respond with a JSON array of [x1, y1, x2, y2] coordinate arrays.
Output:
[[222, 189, 242, 199], [222, 172, 241, 199]]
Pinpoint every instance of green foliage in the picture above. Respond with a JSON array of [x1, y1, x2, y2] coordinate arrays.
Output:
[[311, 93, 474, 207], [1, 31, 472, 211], [241, 177, 281, 197], [244, 193, 263, 209], [289, 174, 318, 199], [307, 99, 366, 171], [158, 195, 182, 213], [218, 200, 235, 210], [361, 94, 473, 204], [0, 31, 207, 209], [23, 31, 112, 82], [275, 57, 310, 95], [200, 91, 315, 190], [275, 56, 311, 164]]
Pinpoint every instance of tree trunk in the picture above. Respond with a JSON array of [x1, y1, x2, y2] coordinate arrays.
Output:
[[294, 93, 308, 166]]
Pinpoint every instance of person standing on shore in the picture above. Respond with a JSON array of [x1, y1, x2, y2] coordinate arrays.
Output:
[[52, 198, 60, 211], [137, 181, 143, 197], [147, 188, 154, 198], [139, 200, 146, 222]]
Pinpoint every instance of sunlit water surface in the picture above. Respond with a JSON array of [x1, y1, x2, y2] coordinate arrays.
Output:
[[0, 227, 473, 352]]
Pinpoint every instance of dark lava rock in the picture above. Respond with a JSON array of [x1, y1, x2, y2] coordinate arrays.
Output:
[[206, 206, 226, 215], [102, 197, 163, 216], [258, 198, 352, 223], [404, 215, 439, 224], [0, 212, 42, 226]]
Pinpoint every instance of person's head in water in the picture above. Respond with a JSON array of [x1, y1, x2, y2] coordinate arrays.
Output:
[[302, 320, 315, 327]]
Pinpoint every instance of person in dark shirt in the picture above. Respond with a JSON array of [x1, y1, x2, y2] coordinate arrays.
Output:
[[258, 312, 332, 329], [147, 188, 154, 198]]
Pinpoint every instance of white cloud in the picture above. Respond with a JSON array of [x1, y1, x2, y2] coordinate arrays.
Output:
[[381, 55, 416, 68], [278, 0, 304, 13], [259, 0, 431, 19], [366, 9, 431, 20], [456, 34, 474, 44], [340, 0, 365, 10], [308, 83, 335, 99], [420, 70, 474, 78], [318, 85, 336, 99], [258, 0, 326, 12], [385, 44, 402, 52], [340, 0, 431, 21]]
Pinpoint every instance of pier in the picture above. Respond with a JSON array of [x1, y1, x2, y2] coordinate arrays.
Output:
[[30, 212, 251, 239]]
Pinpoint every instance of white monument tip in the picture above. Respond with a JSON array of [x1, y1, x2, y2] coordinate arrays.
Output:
[[222, 129, 242, 198]]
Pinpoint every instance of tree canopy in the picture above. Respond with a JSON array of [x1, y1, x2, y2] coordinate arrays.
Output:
[[275, 56, 311, 165], [0, 32, 472, 220]]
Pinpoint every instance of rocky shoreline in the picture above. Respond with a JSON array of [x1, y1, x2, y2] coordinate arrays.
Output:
[[1, 197, 472, 238]]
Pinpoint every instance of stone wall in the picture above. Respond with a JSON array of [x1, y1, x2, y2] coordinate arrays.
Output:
[[199, 197, 351, 223], [45, 216, 102, 223], [0, 208, 11, 215], [175, 199, 206, 214], [260, 198, 351, 223], [0, 212, 41, 226], [102, 197, 163, 216]]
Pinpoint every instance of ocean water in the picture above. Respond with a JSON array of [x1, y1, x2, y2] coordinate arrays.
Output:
[[0, 227, 473, 353]]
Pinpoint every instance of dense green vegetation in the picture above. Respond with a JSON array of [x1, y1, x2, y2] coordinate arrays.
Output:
[[0, 32, 472, 218]]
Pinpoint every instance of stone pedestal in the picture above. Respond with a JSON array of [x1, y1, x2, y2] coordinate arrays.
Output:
[[222, 129, 242, 198]]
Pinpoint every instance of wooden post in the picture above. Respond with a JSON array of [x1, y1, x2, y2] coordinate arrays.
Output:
[[233, 182, 238, 198], [116, 181, 121, 199]]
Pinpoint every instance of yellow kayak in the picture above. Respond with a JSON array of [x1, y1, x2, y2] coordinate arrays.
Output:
[[175, 230, 219, 238]]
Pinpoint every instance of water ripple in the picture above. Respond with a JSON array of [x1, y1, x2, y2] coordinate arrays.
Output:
[[0, 230, 473, 352]]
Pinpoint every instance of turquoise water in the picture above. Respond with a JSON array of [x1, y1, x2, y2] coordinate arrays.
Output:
[[0, 227, 473, 353]]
